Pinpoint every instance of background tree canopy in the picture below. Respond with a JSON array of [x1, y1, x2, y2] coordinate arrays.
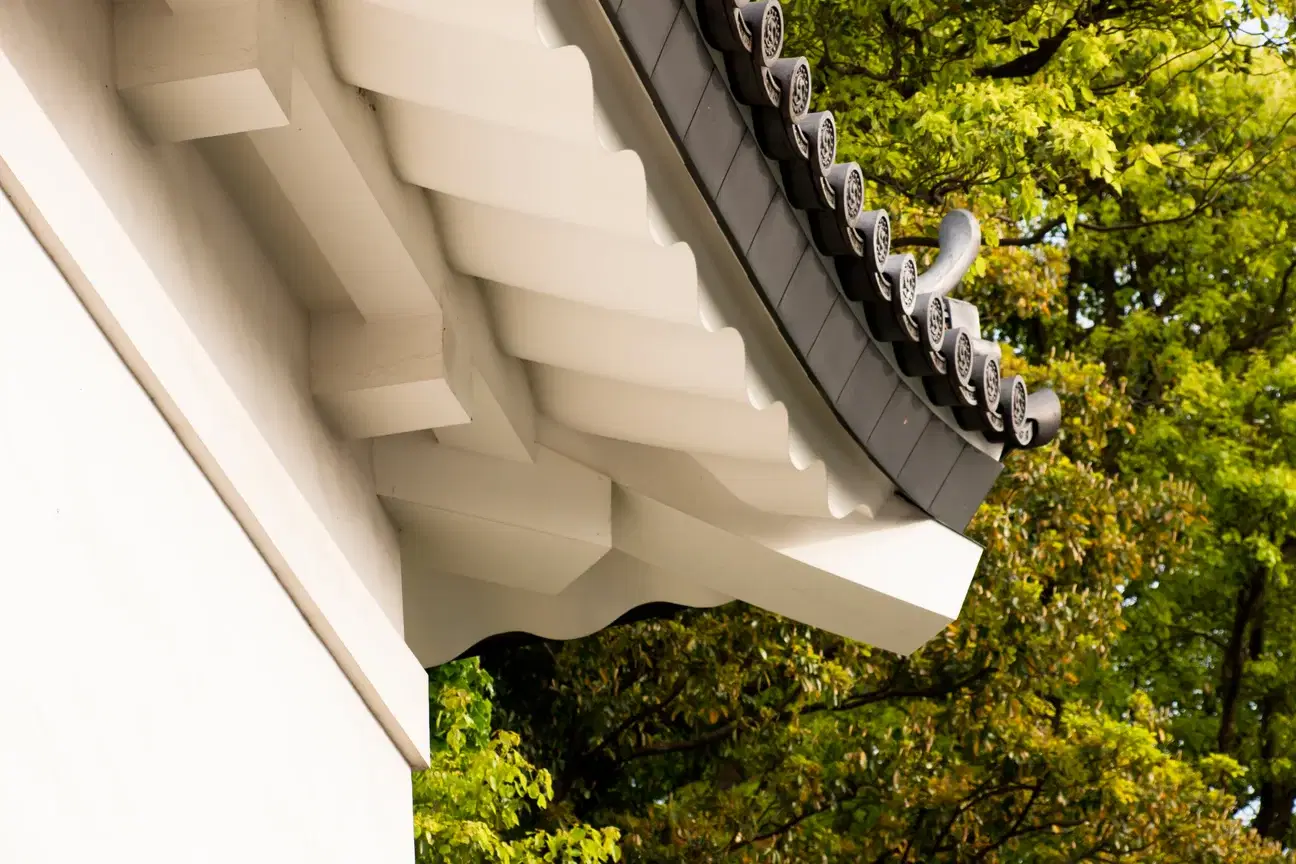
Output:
[[412, 660, 621, 863], [427, 1, 1296, 861]]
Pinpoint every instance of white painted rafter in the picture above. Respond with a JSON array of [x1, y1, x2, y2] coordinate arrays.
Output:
[[184, 0, 539, 459], [322, 0, 595, 142], [373, 436, 612, 595], [311, 312, 471, 440], [244, 72, 445, 320], [435, 196, 702, 324], [319, 0, 884, 521], [486, 283, 750, 402], [382, 101, 650, 237], [614, 488, 979, 657], [115, 0, 292, 142]]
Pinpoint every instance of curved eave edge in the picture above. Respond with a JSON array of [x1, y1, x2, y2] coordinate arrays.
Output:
[[604, 0, 1061, 531], [451, 601, 698, 661]]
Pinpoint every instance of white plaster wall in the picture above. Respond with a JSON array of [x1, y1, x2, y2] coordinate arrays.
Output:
[[0, 191, 414, 862], [0, 0, 404, 629]]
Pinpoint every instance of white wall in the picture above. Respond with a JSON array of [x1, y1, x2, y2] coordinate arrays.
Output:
[[0, 190, 413, 861]]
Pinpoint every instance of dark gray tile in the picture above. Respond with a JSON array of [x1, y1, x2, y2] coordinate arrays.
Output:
[[619, 0, 682, 70], [650, 11, 711, 134], [897, 421, 964, 509], [929, 445, 1004, 532], [685, 72, 744, 195], [778, 249, 837, 357], [836, 343, 898, 441], [717, 134, 778, 251], [807, 298, 868, 400], [748, 196, 807, 307], [866, 384, 932, 477]]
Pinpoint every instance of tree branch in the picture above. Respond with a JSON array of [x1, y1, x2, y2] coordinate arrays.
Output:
[[974, 27, 1074, 79], [801, 662, 994, 717], [579, 676, 687, 761], [1218, 566, 1266, 753], [729, 802, 830, 852]]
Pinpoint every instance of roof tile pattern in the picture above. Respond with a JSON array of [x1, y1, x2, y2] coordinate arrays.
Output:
[[611, 0, 1063, 530]]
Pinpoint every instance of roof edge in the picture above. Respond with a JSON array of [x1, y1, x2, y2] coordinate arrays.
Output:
[[605, 0, 1062, 530]]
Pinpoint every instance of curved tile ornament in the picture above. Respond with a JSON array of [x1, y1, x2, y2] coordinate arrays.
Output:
[[695, 0, 1059, 453], [610, 0, 1060, 528]]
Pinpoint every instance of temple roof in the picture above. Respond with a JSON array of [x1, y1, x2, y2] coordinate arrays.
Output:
[[62, 0, 1064, 696]]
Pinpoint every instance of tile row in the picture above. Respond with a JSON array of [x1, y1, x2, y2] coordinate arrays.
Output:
[[612, 0, 1062, 531]]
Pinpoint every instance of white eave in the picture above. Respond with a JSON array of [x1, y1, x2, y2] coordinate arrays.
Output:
[[0, 0, 985, 768], [315, 0, 982, 650]]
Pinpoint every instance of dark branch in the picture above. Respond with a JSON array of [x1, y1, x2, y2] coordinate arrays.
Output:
[[1217, 567, 1266, 753], [975, 28, 1074, 79]]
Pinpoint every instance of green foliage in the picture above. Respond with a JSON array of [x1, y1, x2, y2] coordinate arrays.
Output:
[[413, 659, 621, 864], [472, 0, 1296, 860], [428, 654, 496, 753], [483, 423, 1260, 861]]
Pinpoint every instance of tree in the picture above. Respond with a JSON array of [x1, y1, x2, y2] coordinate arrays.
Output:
[[474, 0, 1296, 859], [482, 385, 1276, 861], [412, 659, 620, 863]]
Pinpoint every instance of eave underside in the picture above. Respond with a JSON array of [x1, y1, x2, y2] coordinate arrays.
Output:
[[0, 0, 987, 765]]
